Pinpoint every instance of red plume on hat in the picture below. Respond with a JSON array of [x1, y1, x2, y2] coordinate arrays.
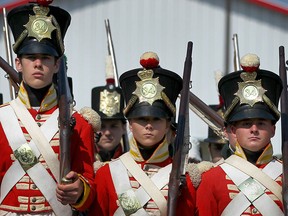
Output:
[[240, 53, 260, 72], [140, 52, 160, 69]]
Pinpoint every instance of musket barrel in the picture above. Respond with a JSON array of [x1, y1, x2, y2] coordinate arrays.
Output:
[[232, 34, 241, 71], [279, 46, 288, 216], [168, 41, 193, 216], [105, 19, 119, 86], [3, 7, 18, 99], [58, 56, 73, 183]]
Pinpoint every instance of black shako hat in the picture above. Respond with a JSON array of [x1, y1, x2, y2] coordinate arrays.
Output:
[[218, 53, 283, 123], [119, 52, 182, 119], [92, 86, 126, 121], [91, 56, 126, 121], [7, 2, 71, 56]]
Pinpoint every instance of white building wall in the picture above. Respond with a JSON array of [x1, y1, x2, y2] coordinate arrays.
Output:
[[0, 0, 287, 154]]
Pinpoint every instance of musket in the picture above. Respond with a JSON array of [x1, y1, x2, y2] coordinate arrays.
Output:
[[232, 33, 241, 71], [188, 91, 225, 138], [105, 19, 119, 86], [167, 41, 193, 216], [2, 7, 19, 97], [0, 55, 20, 91], [104, 19, 129, 152], [58, 56, 75, 184], [279, 46, 288, 216]]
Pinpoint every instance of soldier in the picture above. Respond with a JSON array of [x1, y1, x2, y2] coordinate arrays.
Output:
[[221, 122, 237, 159], [0, 1, 95, 215], [89, 51, 212, 215], [196, 53, 283, 215], [202, 105, 228, 163], [91, 57, 127, 165]]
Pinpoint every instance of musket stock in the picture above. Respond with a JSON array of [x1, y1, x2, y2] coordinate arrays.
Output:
[[167, 41, 193, 216], [58, 56, 74, 184], [279, 46, 288, 216], [0, 55, 20, 92], [188, 91, 225, 139]]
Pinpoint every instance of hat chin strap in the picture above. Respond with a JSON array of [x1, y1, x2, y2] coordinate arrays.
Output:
[[51, 15, 64, 55], [262, 94, 280, 119], [161, 92, 176, 116], [13, 29, 28, 52]]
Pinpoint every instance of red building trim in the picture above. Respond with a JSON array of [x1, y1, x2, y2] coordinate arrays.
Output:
[[0, 0, 28, 10], [247, 0, 288, 15]]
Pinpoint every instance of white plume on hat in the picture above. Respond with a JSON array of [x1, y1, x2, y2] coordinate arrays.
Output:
[[79, 107, 101, 132], [214, 70, 224, 93]]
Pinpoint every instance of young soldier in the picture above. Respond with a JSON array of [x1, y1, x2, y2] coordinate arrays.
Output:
[[89, 51, 210, 215], [202, 104, 228, 163], [91, 57, 127, 164], [196, 53, 283, 215], [0, 2, 95, 215]]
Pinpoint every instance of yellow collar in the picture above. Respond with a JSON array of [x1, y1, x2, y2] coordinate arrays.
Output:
[[234, 142, 273, 165], [129, 136, 170, 163], [18, 82, 58, 112]]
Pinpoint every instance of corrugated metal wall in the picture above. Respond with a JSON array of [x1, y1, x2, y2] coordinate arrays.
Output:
[[0, 0, 287, 154]]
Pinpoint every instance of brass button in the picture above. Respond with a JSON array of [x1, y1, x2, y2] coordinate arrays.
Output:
[[32, 197, 37, 202], [36, 114, 41, 120], [37, 122, 41, 127], [32, 184, 37, 189], [252, 208, 258, 214], [31, 206, 36, 211]]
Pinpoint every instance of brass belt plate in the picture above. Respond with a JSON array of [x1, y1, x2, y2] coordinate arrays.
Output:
[[14, 143, 38, 171], [238, 177, 265, 202], [118, 189, 142, 215]]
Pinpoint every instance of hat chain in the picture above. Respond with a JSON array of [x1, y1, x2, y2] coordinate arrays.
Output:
[[161, 92, 176, 116], [51, 15, 64, 55], [13, 30, 28, 52], [263, 94, 281, 119], [123, 94, 138, 116]]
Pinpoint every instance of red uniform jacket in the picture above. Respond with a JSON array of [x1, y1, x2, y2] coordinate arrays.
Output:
[[0, 84, 95, 214], [196, 154, 283, 216], [89, 138, 196, 215]]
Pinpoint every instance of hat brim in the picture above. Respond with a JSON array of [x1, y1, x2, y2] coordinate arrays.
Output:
[[18, 40, 59, 56], [127, 102, 171, 119], [203, 137, 228, 144], [227, 103, 277, 123]]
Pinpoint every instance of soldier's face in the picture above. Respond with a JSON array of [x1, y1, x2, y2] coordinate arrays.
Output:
[[97, 120, 126, 151], [231, 118, 275, 152], [129, 117, 169, 148], [15, 54, 59, 89]]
